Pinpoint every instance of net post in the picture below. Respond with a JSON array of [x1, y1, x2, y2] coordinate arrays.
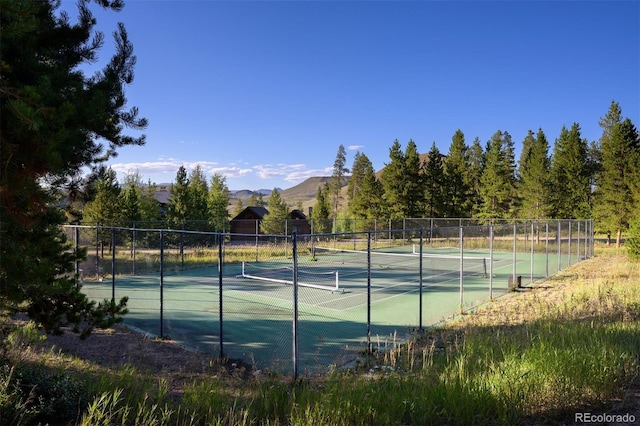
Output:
[[335, 270, 339, 292], [292, 232, 299, 380]]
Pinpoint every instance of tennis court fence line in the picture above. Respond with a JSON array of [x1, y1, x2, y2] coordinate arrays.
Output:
[[63, 219, 594, 378]]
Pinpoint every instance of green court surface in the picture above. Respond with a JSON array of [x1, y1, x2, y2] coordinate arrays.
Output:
[[81, 248, 576, 373]]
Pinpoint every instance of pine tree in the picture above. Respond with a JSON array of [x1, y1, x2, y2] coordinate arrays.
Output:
[[330, 144, 349, 218], [83, 167, 122, 229], [381, 139, 407, 219], [443, 130, 471, 217], [120, 172, 143, 225], [249, 192, 258, 206], [594, 101, 640, 246], [478, 131, 517, 219], [233, 198, 244, 217], [187, 165, 209, 225], [404, 140, 424, 218], [467, 137, 485, 217], [549, 124, 591, 219], [423, 142, 445, 218], [208, 173, 231, 232], [347, 152, 384, 220], [167, 166, 190, 228], [139, 180, 162, 224], [261, 188, 289, 235], [312, 183, 332, 234], [0, 0, 142, 335], [518, 129, 552, 220]]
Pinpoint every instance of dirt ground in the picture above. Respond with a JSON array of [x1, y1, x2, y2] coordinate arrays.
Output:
[[32, 321, 255, 394]]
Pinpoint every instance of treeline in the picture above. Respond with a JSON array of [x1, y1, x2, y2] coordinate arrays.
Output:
[[77, 100, 640, 248], [308, 100, 638, 248]]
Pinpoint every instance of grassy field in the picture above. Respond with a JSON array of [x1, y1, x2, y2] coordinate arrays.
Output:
[[1, 245, 639, 425]]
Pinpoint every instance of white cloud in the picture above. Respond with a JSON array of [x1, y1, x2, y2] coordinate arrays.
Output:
[[207, 166, 253, 178], [348, 145, 364, 151], [109, 159, 334, 186], [285, 166, 333, 183]]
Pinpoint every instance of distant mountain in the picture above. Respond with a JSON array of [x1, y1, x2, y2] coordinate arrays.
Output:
[[228, 176, 350, 215]]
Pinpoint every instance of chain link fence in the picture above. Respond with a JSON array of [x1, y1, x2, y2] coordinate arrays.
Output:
[[63, 219, 594, 376]]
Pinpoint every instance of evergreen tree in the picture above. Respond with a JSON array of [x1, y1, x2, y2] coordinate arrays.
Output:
[[261, 188, 289, 235], [381, 139, 407, 219], [312, 183, 332, 234], [478, 131, 517, 219], [422, 142, 445, 218], [549, 124, 591, 218], [208, 173, 231, 232], [404, 139, 424, 218], [518, 129, 552, 220], [233, 198, 244, 217], [594, 102, 640, 246], [330, 144, 349, 218], [249, 192, 258, 206], [443, 130, 471, 217], [0, 0, 141, 335], [139, 180, 162, 224], [467, 137, 485, 217], [167, 166, 190, 228], [83, 167, 122, 227], [187, 165, 209, 224], [347, 152, 384, 220], [119, 172, 143, 225]]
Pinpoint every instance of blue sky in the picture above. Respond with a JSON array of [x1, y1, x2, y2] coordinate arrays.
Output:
[[59, 0, 639, 191]]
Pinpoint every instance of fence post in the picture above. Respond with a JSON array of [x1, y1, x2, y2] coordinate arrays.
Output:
[[132, 222, 137, 276], [530, 222, 534, 284], [367, 231, 372, 354], [218, 233, 224, 358], [419, 229, 423, 331], [292, 232, 299, 380], [459, 227, 464, 312], [96, 225, 100, 280], [545, 222, 549, 277], [180, 222, 185, 269], [111, 227, 116, 302], [160, 230, 165, 338], [557, 221, 562, 272], [568, 221, 572, 267], [512, 223, 517, 286], [489, 224, 494, 300], [577, 221, 581, 261], [74, 226, 80, 284]]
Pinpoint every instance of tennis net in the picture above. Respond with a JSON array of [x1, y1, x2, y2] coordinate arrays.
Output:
[[312, 246, 487, 277], [237, 262, 342, 292]]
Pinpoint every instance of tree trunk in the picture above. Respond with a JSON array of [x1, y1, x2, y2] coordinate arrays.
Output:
[[616, 228, 622, 248]]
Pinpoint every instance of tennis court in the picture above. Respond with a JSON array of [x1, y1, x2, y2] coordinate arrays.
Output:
[[72, 221, 593, 374]]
